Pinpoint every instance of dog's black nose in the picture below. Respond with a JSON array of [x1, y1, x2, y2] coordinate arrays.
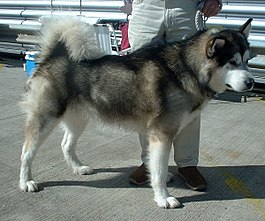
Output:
[[245, 78, 255, 90]]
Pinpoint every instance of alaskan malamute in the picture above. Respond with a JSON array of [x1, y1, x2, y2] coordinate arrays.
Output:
[[19, 17, 254, 208]]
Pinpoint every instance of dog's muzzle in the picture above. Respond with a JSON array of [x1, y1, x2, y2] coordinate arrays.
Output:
[[225, 70, 255, 92]]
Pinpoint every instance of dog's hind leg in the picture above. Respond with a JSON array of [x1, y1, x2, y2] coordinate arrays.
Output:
[[60, 111, 93, 175], [148, 132, 181, 209], [20, 114, 59, 192]]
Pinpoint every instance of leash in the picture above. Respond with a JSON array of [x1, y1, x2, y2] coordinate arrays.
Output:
[[195, 0, 208, 31]]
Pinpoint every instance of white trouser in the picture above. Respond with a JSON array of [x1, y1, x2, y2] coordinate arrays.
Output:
[[139, 117, 200, 167], [129, 0, 201, 167], [129, 0, 199, 51]]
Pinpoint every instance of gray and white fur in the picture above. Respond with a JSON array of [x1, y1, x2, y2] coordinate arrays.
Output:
[[19, 16, 254, 208]]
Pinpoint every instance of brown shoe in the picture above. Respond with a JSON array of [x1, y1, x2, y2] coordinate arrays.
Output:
[[178, 166, 207, 191], [129, 163, 175, 185], [129, 163, 149, 185]]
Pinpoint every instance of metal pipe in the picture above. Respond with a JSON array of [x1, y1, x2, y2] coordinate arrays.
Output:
[[0, 9, 25, 18], [0, 1, 50, 8], [222, 5, 265, 16], [221, 5, 265, 16], [207, 18, 265, 31], [0, 42, 36, 54], [0, 0, 264, 60], [0, 1, 123, 11], [224, 0, 265, 4]]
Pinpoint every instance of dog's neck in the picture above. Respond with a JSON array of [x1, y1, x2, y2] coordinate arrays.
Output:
[[165, 43, 216, 99]]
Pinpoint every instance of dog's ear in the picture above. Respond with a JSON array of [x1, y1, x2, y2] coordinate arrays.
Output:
[[206, 38, 226, 58], [239, 18, 253, 38]]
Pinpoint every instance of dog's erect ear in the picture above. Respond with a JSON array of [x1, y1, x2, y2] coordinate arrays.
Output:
[[239, 18, 253, 38], [206, 38, 226, 58]]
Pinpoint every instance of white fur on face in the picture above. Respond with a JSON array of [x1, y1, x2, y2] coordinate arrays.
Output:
[[224, 51, 254, 92], [209, 51, 254, 93]]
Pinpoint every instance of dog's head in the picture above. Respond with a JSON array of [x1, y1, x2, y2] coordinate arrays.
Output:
[[204, 18, 254, 93]]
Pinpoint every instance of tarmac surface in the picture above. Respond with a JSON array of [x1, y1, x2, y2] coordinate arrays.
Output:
[[1, 57, 265, 221]]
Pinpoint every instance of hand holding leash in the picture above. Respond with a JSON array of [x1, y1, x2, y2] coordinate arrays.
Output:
[[202, 0, 222, 17], [195, 0, 222, 31]]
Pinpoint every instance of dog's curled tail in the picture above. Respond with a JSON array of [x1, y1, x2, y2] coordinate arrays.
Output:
[[39, 16, 105, 61]]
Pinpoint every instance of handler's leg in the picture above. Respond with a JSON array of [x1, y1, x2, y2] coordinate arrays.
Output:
[[173, 116, 207, 190], [164, 0, 198, 42], [128, 0, 165, 51], [129, 134, 174, 185], [128, 134, 149, 185], [128, 0, 166, 185]]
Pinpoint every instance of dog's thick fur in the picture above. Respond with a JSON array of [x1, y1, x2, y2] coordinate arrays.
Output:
[[19, 17, 254, 208]]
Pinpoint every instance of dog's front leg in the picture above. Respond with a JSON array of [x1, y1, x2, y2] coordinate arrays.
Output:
[[148, 133, 181, 209]]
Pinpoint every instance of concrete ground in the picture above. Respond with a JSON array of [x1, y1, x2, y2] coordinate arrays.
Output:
[[0, 57, 265, 221]]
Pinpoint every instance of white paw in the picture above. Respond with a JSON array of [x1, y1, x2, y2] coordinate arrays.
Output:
[[167, 172, 174, 183], [74, 166, 93, 175], [20, 180, 38, 192], [155, 196, 181, 209]]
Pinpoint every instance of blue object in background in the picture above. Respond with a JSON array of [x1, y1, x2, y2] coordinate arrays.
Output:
[[25, 51, 39, 77]]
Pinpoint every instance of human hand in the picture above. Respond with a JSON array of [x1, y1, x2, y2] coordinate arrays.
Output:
[[120, 3, 132, 15], [202, 0, 222, 17]]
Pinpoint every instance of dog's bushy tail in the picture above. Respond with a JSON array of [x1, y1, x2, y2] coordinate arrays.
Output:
[[39, 16, 105, 62]]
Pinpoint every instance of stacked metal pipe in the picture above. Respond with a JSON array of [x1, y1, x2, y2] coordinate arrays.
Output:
[[0, 0, 264, 82], [0, 0, 125, 54]]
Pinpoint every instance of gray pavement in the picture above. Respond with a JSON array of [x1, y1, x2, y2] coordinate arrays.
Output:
[[1, 57, 265, 221]]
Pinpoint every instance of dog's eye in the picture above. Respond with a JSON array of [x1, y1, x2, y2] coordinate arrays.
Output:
[[229, 60, 237, 66]]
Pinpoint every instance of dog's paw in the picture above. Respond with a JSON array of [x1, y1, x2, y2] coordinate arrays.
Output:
[[20, 180, 38, 192], [155, 196, 181, 209], [74, 166, 93, 175], [167, 172, 174, 183]]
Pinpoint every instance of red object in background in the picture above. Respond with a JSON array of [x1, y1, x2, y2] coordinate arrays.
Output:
[[120, 23, 130, 50]]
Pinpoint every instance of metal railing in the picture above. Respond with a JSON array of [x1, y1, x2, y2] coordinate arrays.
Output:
[[0, 0, 264, 82], [0, 0, 125, 54]]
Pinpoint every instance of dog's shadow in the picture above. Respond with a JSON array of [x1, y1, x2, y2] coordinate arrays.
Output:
[[39, 165, 265, 204]]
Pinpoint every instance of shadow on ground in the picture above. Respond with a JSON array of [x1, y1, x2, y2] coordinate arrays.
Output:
[[39, 165, 265, 204], [0, 53, 24, 68]]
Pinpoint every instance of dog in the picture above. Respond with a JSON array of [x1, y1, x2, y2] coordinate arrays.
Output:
[[19, 16, 254, 209]]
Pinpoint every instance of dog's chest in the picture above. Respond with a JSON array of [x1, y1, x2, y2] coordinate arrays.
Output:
[[178, 100, 208, 133]]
